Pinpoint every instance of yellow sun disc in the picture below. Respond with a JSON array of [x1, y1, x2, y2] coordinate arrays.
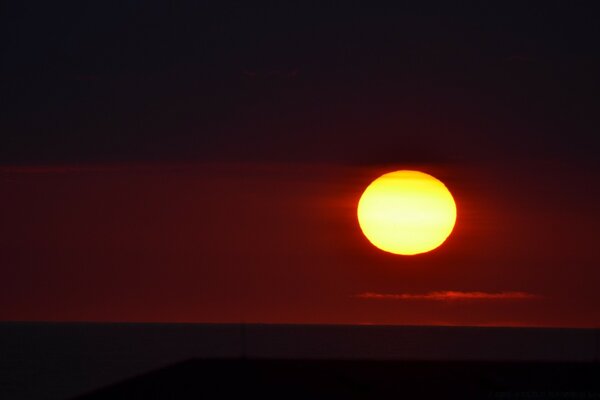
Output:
[[357, 170, 457, 255]]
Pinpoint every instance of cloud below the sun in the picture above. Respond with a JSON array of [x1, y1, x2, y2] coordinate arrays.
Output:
[[356, 291, 540, 301]]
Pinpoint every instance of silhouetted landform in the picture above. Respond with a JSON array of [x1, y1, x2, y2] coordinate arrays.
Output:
[[1, 323, 599, 399], [78, 359, 600, 399]]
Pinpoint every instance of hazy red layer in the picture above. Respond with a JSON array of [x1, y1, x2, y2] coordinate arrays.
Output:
[[1, 162, 599, 327]]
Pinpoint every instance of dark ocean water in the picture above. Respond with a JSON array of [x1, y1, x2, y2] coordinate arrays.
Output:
[[1, 323, 598, 399]]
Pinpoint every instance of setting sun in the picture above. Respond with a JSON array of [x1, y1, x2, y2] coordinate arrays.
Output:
[[357, 170, 457, 255]]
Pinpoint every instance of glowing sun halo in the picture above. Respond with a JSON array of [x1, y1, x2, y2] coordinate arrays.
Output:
[[357, 170, 457, 255]]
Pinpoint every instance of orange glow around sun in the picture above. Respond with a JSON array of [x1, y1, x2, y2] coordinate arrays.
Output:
[[357, 170, 457, 255]]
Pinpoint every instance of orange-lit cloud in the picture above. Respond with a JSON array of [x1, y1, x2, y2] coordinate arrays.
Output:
[[357, 291, 540, 301]]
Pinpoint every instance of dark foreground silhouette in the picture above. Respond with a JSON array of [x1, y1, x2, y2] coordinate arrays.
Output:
[[77, 359, 600, 399]]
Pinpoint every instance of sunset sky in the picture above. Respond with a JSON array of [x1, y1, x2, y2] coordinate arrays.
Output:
[[1, 2, 599, 327]]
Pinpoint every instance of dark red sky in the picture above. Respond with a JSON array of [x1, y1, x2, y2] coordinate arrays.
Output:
[[1, 3, 600, 326], [1, 160, 599, 327]]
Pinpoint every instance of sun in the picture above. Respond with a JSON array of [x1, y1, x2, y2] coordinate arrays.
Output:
[[357, 170, 457, 255]]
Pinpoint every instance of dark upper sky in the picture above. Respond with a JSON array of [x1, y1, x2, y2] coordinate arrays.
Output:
[[1, 2, 600, 326], [3, 2, 599, 165]]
